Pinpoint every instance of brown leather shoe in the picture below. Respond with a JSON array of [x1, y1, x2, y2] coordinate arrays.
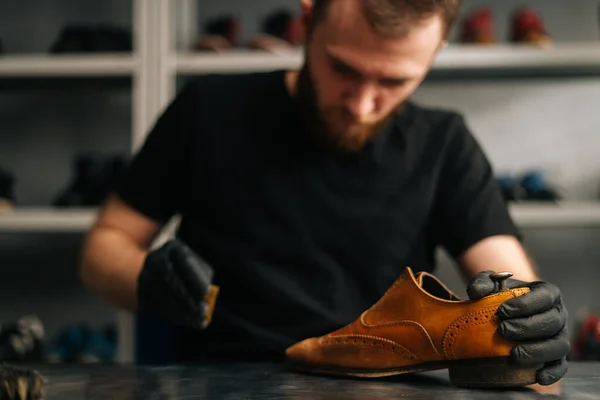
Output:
[[285, 266, 535, 388]]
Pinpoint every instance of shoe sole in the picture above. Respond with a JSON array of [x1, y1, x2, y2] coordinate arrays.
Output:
[[286, 356, 538, 388]]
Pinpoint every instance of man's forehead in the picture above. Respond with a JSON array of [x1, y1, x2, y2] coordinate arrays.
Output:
[[315, 1, 443, 80], [323, 46, 424, 81], [319, 0, 444, 43], [321, 0, 365, 31]]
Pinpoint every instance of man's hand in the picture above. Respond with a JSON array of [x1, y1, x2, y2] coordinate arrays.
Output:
[[467, 271, 569, 386], [137, 239, 219, 330]]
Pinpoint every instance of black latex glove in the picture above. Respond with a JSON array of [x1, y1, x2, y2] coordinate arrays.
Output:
[[137, 239, 216, 330], [467, 271, 569, 386]]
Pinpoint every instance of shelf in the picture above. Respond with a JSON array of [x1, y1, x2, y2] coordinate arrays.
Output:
[[435, 43, 600, 71], [509, 202, 600, 228], [0, 203, 599, 234], [0, 208, 97, 232], [0, 54, 136, 77], [174, 43, 600, 76], [175, 49, 303, 74]]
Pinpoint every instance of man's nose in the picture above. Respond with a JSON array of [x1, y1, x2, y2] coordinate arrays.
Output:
[[345, 84, 377, 120]]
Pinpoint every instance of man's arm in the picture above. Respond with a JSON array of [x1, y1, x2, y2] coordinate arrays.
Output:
[[457, 235, 539, 282], [431, 113, 525, 273], [79, 193, 162, 311], [79, 80, 198, 312]]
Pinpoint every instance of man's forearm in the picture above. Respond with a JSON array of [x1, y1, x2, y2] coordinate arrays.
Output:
[[79, 227, 148, 311], [458, 235, 540, 282]]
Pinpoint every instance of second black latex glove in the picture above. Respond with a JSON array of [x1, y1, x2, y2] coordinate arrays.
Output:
[[467, 271, 569, 386], [137, 239, 217, 330]]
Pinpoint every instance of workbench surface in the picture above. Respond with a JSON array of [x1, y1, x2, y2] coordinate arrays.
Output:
[[26, 361, 599, 399]]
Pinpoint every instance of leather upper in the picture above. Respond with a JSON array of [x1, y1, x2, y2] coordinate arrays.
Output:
[[286, 266, 530, 369]]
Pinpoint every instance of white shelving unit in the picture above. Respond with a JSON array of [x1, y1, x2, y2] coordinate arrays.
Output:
[[172, 43, 600, 75], [0, 54, 137, 77], [175, 49, 303, 74], [0, 209, 96, 232], [0, 0, 156, 365], [434, 43, 600, 71], [510, 202, 600, 227], [3, 0, 600, 365]]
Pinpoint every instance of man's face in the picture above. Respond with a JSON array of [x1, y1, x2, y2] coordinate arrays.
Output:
[[296, 0, 445, 152]]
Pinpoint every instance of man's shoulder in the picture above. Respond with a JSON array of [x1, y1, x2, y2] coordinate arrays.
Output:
[[401, 100, 467, 133], [399, 100, 474, 147], [181, 70, 285, 103]]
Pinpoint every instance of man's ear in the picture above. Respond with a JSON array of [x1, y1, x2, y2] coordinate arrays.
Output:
[[300, 0, 313, 28], [300, 0, 313, 14], [299, 0, 314, 42]]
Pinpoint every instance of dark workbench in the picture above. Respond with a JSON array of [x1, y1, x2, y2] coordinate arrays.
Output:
[[26, 361, 600, 399]]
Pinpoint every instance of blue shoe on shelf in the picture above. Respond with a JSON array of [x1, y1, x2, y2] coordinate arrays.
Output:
[[77, 324, 117, 363], [496, 173, 527, 202], [520, 170, 560, 202], [45, 324, 87, 363]]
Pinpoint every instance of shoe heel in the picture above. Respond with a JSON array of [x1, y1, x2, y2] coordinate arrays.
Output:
[[449, 358, 537, 388]]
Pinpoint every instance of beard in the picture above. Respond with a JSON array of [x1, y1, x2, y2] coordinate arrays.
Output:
[[294, 62, 402, 153]]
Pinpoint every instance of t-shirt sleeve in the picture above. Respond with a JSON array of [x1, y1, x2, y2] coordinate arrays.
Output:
[[112, 81, 198, 223], [432, 114, 521, 259]]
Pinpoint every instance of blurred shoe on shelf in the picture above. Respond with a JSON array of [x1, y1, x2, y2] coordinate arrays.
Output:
[[193, 15, 240, 52], [0, 315, 45, 363], [571, 309, 600, 361], [519, 170, 560, 201], [53, 153, 128, 208], [46, 323, 116, 364], [459, 7, 496, 45], [496, 170, 560, 203], [50, 25, 132, 53], [78, 324, 117, 363], [0, 164, 15, 212], [249, 10, 303, 52], [496, 174, 524, 203], [511, 7, 552, 46], [45, 324, 85, 363]]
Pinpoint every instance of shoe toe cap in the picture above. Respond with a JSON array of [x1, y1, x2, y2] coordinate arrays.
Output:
[[285, 337, 321, 365]]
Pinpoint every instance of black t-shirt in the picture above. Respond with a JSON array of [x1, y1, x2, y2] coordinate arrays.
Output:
[[114, 69, 519, 362]]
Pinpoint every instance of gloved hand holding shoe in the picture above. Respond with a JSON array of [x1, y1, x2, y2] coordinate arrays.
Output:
[[467, 271, 569, 386], [137, 239, 219, 330]]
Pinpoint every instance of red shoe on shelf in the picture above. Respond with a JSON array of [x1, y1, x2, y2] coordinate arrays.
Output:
[[193, 15, 241, 52], [571, 309, 600, 361], [511, 7, 552, 46], [249, 10, 303, 52], [459, 7, 496, 45]]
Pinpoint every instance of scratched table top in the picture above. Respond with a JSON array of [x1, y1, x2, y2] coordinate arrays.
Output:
[[20, 361, 600, 399]]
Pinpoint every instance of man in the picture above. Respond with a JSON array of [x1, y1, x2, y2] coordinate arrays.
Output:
[[79, 0, 569, 385]]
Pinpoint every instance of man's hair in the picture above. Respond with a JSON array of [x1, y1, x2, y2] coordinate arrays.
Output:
[[309, 0, 463, 38]]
